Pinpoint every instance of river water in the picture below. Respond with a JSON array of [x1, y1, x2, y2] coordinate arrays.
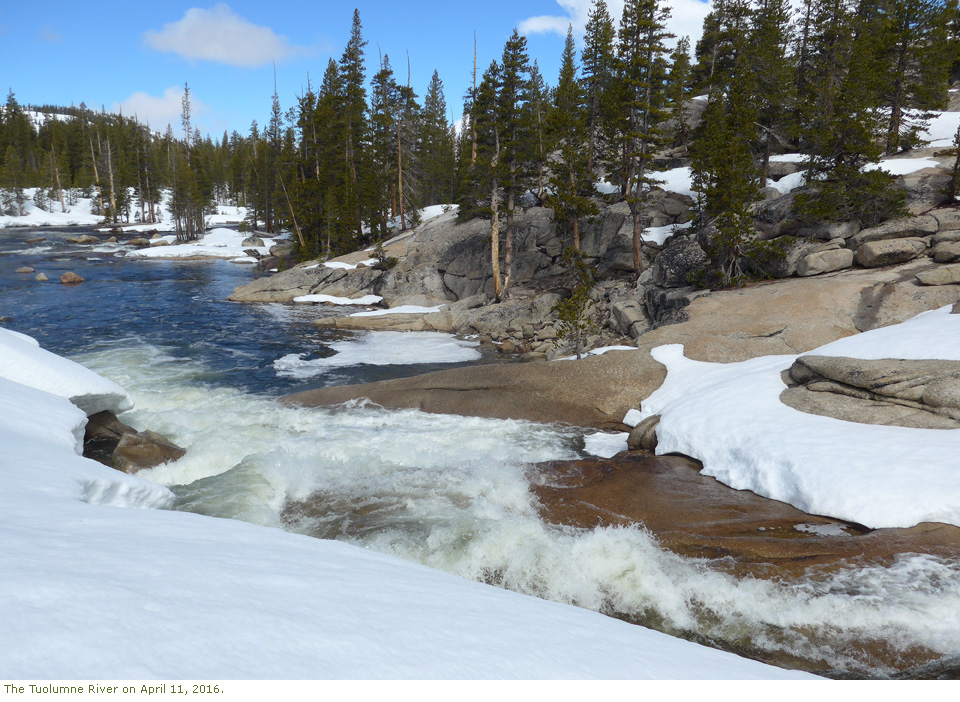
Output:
[[3, 226, 960, 678]]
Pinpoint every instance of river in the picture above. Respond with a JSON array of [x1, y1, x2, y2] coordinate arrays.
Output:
[[3, 225, 959, 679]]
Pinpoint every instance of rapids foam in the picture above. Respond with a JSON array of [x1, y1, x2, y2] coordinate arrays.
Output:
[[75, 342, 960, 676]]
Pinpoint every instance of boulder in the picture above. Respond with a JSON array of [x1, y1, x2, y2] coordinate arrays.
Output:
[[932, 241, 960, 264], [797, 248, 855, 277], [105, 236, 117, 243], [753, 189, 803, 239], [127, 238, 150, 246], [848, 215, 939, 249], [651, 238, 706, 288], [65, 235, 100, 244], [25, 237, 45, 244], [150, 233, 163, 240], [610, 300, 647, 337], [759, 237, 833, 278], [60, 272, 84, 285], [928, 208, 960, 232], [241, 237, 265, 247], [113, 430, 187, 473], [15, 266, 34, 273], [150, 239, 171, 247], [780, 386, 959, 429], [795, 221, 860, 241], [627, 415, 660, 451], [34, 273, 48, 282], [856, 238, 926, 268], [790, 355, 960, 420], [644, 286, 704, 327], [916, 265, 960, 286]]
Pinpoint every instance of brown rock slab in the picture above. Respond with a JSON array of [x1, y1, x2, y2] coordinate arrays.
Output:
[[60, 272, 84, 285], [856, 239, 926, 268], [916, 265, 960, 286], [532, 453, 960, 579], [932, 241, 960, 263], [797, 248, 854, 277], [15, 266, 34, 274]]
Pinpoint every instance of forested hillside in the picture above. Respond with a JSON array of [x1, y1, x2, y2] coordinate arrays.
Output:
[[2, 0, 959, 269]]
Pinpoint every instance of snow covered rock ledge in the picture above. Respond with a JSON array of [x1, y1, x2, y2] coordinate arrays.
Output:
[[636, 306, 960, 530], [0, 328, 132, 416]]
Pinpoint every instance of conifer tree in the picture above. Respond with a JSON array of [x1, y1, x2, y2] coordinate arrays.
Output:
[[615, 0, 673, 277], [666, 36, 693, 147], [1, 144, 26, 216], [498, 29, 533, 298], [420, 71, 456, 205], [339, 9, 369, 244], [581, 0, 617, 173], [548, 26, 597, 252]]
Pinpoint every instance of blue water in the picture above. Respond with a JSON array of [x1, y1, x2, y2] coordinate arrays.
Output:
[[0, 226, 497, 395]]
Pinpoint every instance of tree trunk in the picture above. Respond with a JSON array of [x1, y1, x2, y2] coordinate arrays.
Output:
[[89, 137, 105, 217], [106, 138, 117, 222], [54, 162, 66, 214]]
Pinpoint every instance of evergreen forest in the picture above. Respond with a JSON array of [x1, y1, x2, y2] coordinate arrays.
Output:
[[3, 0, 960, 279]]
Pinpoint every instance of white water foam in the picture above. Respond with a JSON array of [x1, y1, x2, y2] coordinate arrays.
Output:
[[74, 342, 960, 676]]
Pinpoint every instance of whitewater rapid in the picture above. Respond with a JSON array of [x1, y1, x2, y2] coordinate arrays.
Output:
[[73, 341, 960, 677]]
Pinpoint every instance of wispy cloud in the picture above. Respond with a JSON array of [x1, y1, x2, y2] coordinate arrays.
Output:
[[40, 26, 62, 43], [143, 3, 311, 67], [519, 0, 714, 49], [113, 86, 210, 133]]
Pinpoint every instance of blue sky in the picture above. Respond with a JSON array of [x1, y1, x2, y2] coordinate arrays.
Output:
[[0, 1, 712, 139]]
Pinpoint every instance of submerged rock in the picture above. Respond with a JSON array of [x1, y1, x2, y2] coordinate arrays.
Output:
[[15, 266, 34, 274], [83, 410, 186, 473]]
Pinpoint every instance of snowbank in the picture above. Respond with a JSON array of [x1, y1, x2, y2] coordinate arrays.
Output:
[[0, 337, 812, 679], [0, 328, 132, 416], [324, 259, 377, 270], [636, 306, 960, 529], [293, 293, 383, 305], [0, 188, 102, 229], [273, 331, 480, 378], [124, 228, 277, 261]]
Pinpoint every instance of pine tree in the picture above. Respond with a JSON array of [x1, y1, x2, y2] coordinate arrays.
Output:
[[420, 71, 456, 205], [1, 144, 26, 216], [548, 26, 597, 252], [881, 0, 952, 153], [749, 0, 795, 182], [498, 29, 533, 298], [581, 0, 617, 173], [666, 36, 693, 146], [615, 0, 673, 277], [339, 9, 369, 245]]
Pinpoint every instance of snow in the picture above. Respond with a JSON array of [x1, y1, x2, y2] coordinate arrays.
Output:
[[767, 171, 807, 195], [657, 166, 696, 198], [0, 187, 248, 231], [124, 227, 277, 261], [868, 157, 941, 176], [583, 431, 630, 458], [0, 328, 132, 417], [324, 259, 377, 270], [273, 331, 480, 378], [0, 339, 812, 679], [556, 345, 637, 361], [922, 109, 960, 147], [293, 293, 384, 306], [350, 304, 445, 317], [635, 306, 960, 530], [643, 220, 692, 246]]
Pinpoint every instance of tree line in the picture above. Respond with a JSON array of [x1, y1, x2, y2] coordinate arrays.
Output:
[[2, 1, 959, 286]]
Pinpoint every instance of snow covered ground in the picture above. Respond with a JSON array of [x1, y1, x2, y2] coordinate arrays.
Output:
[[273, 331, 481, 378], [123, 227, 278, 262], [0, 327, 814, 679], [631, 306, 960, 530], [293, 293, 383, 305], [0, 187, 248, 232]]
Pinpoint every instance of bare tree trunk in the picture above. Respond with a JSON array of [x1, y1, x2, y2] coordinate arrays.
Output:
[[106, 138, 117, 222], [278, 170, 306, 249], [54, 159, 66, 213], [89, 137, 105, 217], [490, 128, 502, 301]]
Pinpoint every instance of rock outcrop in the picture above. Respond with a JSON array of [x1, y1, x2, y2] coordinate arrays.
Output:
[[783, 355, 960, 427], [83, 410, 186, 473]]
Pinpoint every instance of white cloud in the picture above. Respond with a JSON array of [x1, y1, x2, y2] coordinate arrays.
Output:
[[112, 86, 210, 134], [143, 3, 309, 67], [519, 0, 714, 50]]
